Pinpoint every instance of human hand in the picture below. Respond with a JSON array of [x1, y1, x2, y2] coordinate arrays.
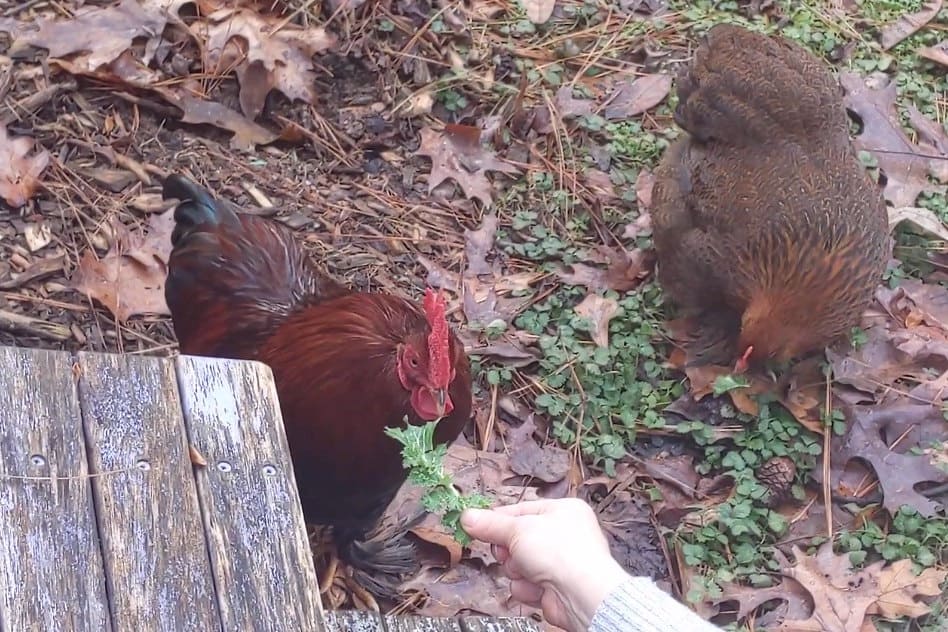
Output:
[[460, 498, 629, 632]]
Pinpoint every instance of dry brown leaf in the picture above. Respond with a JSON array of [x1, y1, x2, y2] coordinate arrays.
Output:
[[555, 86, 594, 119], [776, 543, 879, 631], [521, 0, 555, 24], [574, 293, 618, 347], [556, 246, 653, 293], [919, 40, 948, 66], [878, 0, 942, 50], [194, 7, 336, 120], [711, 579, 812, 623], [464, 214, 498, 277], [417, 125, 520, 207], [776, 542, 946, 631], [0, 126, 49, 208], [841, 72, 948, 206], [634, 169, 656, 211], [604, 74, 672, 120], [18, 0, 170, 70], [72, 209, 175, 322], [824, 401, 948, 516], [156, 88, 280, 151], [869, 558, 947, 619], [504, 416, 569, 483], [889, 205, 948, 241], [402, 563, 542, 621]]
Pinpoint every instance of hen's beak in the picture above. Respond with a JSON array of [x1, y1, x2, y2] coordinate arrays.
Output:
[[433, 388, 447, 418]]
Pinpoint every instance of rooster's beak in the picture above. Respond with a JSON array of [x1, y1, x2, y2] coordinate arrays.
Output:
[[433, 388, 447, 418]]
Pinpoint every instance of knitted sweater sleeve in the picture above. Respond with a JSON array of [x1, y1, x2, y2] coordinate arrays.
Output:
[[588, 577, 722, 632]]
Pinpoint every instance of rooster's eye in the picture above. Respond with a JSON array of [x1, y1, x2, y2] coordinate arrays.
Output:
[[409, 357, 419, 368]]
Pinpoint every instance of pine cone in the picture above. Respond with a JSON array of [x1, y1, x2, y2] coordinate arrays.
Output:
[[756, 456, 796, 507]]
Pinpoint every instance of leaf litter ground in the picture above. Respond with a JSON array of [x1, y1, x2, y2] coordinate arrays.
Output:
[[1, 0, 948, 629]]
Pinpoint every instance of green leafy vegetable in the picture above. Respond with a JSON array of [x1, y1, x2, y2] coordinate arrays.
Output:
[[385, 418, 491, 545]]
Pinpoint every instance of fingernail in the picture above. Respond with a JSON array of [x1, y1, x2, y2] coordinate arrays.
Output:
[[460, 508, 487, 528]]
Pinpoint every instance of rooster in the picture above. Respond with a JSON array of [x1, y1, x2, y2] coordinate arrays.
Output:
[[162, 174, 473, 598]]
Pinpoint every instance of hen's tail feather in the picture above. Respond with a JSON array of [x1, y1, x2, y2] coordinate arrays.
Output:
[[673, 24, 846, 147], [163, 174, 239, 246]]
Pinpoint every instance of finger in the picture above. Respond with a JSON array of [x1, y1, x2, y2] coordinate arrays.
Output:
[[459, 508, 519, 545], [509, 579, 543, 607], [490, 499, 560, 518], [500, 560, 524, 581], [491, 543, 510, 564]]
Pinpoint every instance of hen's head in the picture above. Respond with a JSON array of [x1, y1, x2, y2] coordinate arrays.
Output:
[[396, 288, 457, 420], [737, 292, 821, 366]]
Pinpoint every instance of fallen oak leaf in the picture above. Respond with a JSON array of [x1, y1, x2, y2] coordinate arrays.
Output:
[[574, 293, 618, 347], [919, 40, 948, 67], [416, 125, 520, 208], [0, 125, 49, 207], [889, 205, 948, 242], [841, 71, 948, 207], [521, 0, 555, 24], [155, 87, 281, 151], [775, 543, 879, 631], [556, 246, 653, 293], [194, 7, 336, 120], [464, 213, 498, 277], [821, 401, 948, 517], [775, 542, 946, 631], [16, 0, 170, 70], [868, 557, 947, 619], [72, 208, 175, 322], [878, 0, 942, 50], [603, 74, 672, 120]]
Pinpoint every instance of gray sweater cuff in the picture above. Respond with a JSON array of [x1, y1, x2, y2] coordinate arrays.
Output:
[[588, 577, 722, 632]]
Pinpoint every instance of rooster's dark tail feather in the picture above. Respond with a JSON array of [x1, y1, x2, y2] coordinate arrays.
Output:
[[163, 174, 239, 246]]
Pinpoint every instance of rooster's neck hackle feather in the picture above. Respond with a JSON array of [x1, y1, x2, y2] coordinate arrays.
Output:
[[422, 288, 451, 388]]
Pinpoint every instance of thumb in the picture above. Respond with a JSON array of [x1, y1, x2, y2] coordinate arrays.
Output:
[[461, 508, 518, 546]]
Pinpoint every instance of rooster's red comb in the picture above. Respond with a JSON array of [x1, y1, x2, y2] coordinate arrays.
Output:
[[423, 288, 451, 387]]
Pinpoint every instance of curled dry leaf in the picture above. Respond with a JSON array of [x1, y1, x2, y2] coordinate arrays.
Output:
[[155, 88, 280, 151], [556, 246, 653, 293], [919, 40, 948, 66], [574, 293, 619, 347], [633, 168, 656, 211], [824, 401, 948, 517], [194, 7, 336, 120], [464, 213, 499, 277], [555, 85, 594, 119], [878, 0, 942, 50], [889, 205, 948, 241], [72, 208, 175, 322], [841, 72, 948, 207], [775, 541, 947, 631], [416, 125, 520, 207], [504, 415, 570, 483], [0, 126, 49, 208], [17, 0, 171, 70], [603, 74, 672, 120], [521, 0, 556, 24]]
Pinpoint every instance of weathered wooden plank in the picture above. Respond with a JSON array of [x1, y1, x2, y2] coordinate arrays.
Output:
[[385, 614, 462, 631], [325, 610, 385, 631], [76, 352, 221, 631], [0, 347, 110, 631], [175, 355, 324, 631], [461, 617, 542, 632]]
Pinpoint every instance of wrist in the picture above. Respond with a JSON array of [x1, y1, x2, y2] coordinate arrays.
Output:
[[554, 557, 629, 630]]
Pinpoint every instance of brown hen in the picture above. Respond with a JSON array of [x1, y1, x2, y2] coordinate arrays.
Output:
[[652, 24, 890, 368]]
